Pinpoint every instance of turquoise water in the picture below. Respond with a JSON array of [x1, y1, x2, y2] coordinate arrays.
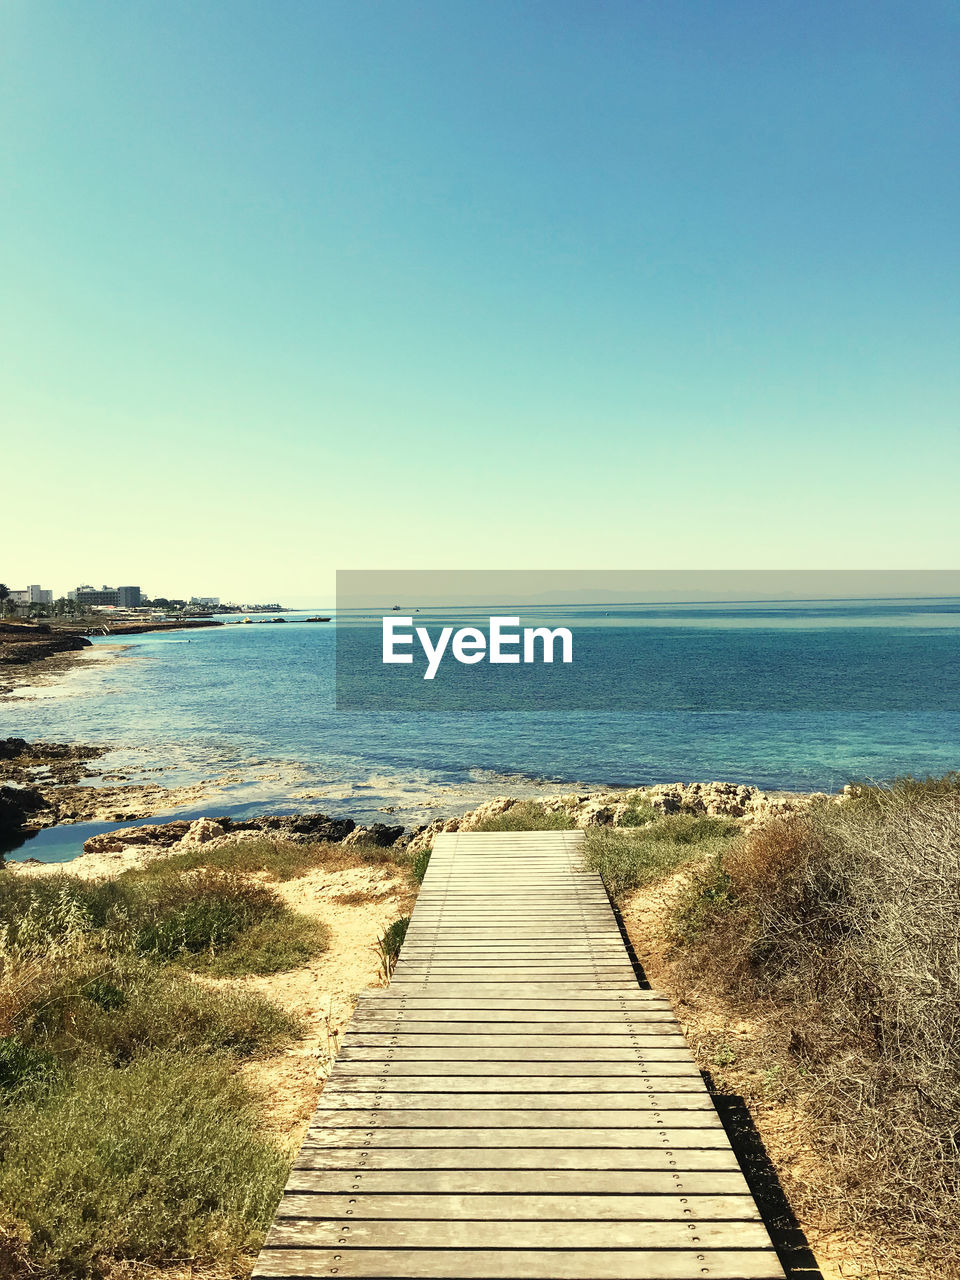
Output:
[[4, 601, 959, 862]]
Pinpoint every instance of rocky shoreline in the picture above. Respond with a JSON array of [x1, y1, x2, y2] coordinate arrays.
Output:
[[407, 780, 838, 850], [3, 736, 841, 877], [0, 738, 219, 834], [0, 620, 222, 697], [0, 622, 94, 695]]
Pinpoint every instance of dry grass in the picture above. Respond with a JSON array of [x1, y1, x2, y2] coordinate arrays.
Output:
[[328, 889, 379, 906], [130, 836, 413, 883], [673, 775, 960, 1273], [472, 802, 575, 832]]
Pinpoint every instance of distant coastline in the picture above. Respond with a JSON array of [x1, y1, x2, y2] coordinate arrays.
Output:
[[0, 619, 224, 697]]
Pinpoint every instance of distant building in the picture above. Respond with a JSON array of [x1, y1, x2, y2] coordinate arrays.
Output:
[[75, 587, 118, 607], [9, 585, 53, 605], [190, 596, 220, 607], [74, 585, 142, 608]]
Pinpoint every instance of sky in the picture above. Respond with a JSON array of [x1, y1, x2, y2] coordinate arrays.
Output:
[[2, 0, 958, 604]]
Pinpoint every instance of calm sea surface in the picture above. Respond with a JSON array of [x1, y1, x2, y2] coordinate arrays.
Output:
[[4, 599, 960, 862]]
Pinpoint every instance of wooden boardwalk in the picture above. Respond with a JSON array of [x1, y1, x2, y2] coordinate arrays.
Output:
[[254, 831, 786, 1279]]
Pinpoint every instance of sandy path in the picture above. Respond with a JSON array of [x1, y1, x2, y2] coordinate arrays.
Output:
[[206, 861, 418, 1149]]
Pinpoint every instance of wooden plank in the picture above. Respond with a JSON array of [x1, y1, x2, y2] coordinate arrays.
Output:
[[308, 1110, 724, 1129], [254, 1247, 785, 1278], [387, 982, 644, 991], [337, 1029, 691, 1039], [355, 995, 673, 1008], [387, 984, 645, 992], [344, 1017, 681, 1029], [265, 1219, 775, 1248], [329, 1063, 703, 1077], [348, 1016, 681, 1029], [336, 1047, 698, 1061], [275, 1191, 760, 1219], [290, 1149, 744, 1173], [323, 1075, 705, 1091], [314, 1093, 716, 1112], [285, 1173, 753, 1195], [300, 1127, 735, 1149]]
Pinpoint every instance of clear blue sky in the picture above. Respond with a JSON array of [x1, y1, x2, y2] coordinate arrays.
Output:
[[2, 1, 958, 603]]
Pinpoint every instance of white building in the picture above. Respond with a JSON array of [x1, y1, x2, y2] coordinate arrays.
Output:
[[190, 596, 220, 606], [10, 585, 53, 605]]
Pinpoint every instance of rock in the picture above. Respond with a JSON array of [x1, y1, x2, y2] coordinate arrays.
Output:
[[341, 823, 405, 848], [0, 784, 52, 832], [575, 800, 617, 827], [83, 821, 191, 856], [79, 811, 362, 857], [178, 817, 225, 848], [234, 814, 356, 843]]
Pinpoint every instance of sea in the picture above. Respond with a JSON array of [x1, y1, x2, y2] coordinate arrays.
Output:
[[3, 598, 959, 863]]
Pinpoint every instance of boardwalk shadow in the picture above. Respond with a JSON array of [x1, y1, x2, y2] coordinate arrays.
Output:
[[704, 1078, 825, 1280], [606, 898, 651, 988]]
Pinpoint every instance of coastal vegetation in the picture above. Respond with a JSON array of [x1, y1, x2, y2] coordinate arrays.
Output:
[[375, 914, 410, 981], [584, 812, 739, 899], [0, 835, 426, 1278], [0, 1052, 287, 1277], [667, 774, 960, 1271], [131, 832, 407, 883], [0, 879, 298, 1277], [473, 799, 576, 831], [0, 866, 329, 977]]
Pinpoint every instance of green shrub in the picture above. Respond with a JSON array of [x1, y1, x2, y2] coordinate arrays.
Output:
[[130, 836, 328, 882], [410, 847, 431, 884], [473, 802, 574, 832], [0, 1052, 287, 1276], [130, 835, 408, 882], [0, 878, 97, 956], [126, 869, 280, 960], [187, 914, 330, 976], [0, 1036, 62, 1101], [0, 869, 329, 976], [672, 851, 737, 942], [11, 954, 297, 1065], [376, 915, 409, 980], [584, 813, 739, 901], [619, 799, 658, 827]]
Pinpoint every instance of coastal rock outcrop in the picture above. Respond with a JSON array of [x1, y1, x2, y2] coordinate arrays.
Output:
[[0, 784, 52, 834], [341, 823, 405, 849], [82, 821, 193, 856], [81, 811, 359, 858], [406, 782, 840, 852], [178, 818, 226, 848], [237, 814, 356, 842]]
